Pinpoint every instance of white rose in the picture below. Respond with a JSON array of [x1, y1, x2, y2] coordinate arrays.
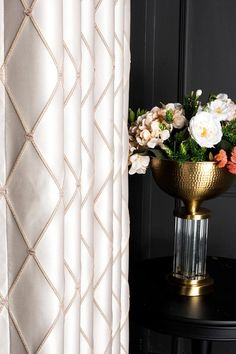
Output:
[[189, 111, 222, 148], [207, 98, 235, 121], [129, 154, 150, 175]]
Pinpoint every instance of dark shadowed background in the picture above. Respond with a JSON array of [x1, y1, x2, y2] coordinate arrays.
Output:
[[129, 1, 236, 353]]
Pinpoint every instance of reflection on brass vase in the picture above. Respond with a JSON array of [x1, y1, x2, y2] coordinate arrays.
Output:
[[151, 158, 235, 296]]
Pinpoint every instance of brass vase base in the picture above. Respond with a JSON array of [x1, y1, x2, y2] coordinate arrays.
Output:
[[166, 273, 214, 296]]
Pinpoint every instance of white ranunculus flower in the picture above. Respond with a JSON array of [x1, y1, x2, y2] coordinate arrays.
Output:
[[189, 111, 222, 148], [207, 98, 235, 121], [129, 154, 150, 175]]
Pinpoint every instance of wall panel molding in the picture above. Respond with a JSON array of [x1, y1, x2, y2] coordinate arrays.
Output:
[[177, 0, 189, 101]]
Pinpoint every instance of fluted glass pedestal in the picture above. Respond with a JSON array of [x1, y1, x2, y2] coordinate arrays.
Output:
[[167, 207, 214, 296]]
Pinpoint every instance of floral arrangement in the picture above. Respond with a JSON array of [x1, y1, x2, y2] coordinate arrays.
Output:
[[128, 90, 236, 175]]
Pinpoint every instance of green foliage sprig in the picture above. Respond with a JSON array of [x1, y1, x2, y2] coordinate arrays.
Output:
[[222, 120, 236, 146], [183, 90, 201, 120], [128, 108, 146, 125]]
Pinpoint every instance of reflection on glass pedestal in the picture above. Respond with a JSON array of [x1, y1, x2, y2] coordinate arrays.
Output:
[[174, 216, 208, 279]]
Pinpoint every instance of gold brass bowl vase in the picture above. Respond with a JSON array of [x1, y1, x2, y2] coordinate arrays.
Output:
[[151, 158, 235, 296]]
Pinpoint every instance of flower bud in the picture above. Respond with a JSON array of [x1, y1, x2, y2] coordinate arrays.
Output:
[[196, 89, 202, 98]]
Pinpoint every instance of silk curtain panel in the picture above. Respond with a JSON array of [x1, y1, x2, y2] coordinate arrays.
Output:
[[0, 1, 130, 353]]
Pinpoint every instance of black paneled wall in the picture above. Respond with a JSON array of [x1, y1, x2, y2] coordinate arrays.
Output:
[[129, 0, 236, 266], [129, 1, 236, 353]]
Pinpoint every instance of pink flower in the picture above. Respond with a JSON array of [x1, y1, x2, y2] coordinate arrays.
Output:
[[226, 147, 236, 174], [227, 161, 236, 174], [230, 146, 236, 163], [214, 149, 228, 168]]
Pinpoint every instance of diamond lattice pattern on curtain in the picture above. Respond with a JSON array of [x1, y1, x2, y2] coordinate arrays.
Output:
[[0, 0, 130, 353]]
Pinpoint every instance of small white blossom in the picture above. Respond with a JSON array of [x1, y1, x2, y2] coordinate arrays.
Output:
[[189, 111, 222, 148], [150, 120, 161, 135], [160, 129, 170, 141], [147, 138, 159, 148], [129, 154, 150, 175], [141, 129, 151, 142], [196, 89, 202, 98]]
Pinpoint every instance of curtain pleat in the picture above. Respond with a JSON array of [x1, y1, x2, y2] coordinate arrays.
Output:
[[113, 0, 125, 353], [94, 1, 114, 353], [80, 1, 95, 353], [121, 1, 131, 352], [0, 1, 10, 352], [63, 1, 81, 353], [2, 1, 65, 353], [0, 1, 130, 353]]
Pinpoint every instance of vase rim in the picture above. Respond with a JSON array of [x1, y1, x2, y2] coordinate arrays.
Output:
[[151, 158, 217, 165]]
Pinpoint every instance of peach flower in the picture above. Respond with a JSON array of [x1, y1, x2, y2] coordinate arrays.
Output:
[[227, 161, 236, 174], [225, 147, 236, 174], [230, 146, 236, 163], [214, 149, 228, 168]]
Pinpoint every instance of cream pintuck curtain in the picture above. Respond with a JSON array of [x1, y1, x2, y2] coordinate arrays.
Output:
[[0, 1, 130, 353]]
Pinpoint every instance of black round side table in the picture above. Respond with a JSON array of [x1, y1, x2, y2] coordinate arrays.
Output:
[[129, 257, 236, 354]]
